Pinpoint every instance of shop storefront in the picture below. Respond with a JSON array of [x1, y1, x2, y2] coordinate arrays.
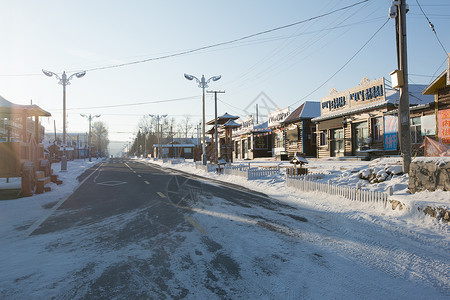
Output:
[[268, 107, 290, 160], [423, 62, 450, 146], [312, 77, 434, 159], [281, 101, 320, 157], [232, 116, 272, 160]]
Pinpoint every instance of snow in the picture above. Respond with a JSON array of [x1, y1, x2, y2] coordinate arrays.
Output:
[[0, 157, 448, 298]]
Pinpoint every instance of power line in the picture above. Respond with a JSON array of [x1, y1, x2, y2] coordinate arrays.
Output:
[[61, 1, 369, 75], [415, 0, 450, 58], [288, 17, 390, 108], [48, 95, 200, 111]]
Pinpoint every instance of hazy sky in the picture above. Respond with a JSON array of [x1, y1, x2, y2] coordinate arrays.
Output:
[[1, 0, 449, 151]]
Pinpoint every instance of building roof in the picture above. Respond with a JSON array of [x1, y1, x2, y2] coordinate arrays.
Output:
[[422, 70, 447, 95], [251, 121, 271, 133], [0, 95, 51, 117], [223, 119, 241, 128], [206, 112, 240, 125], [283, 101, 320, 124]]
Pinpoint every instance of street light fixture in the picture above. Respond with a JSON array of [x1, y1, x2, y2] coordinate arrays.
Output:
[[43, 69, 86, 170], [184, 73, 221, 165], [80, 114, 100, 162], [148, 114, 167, 159]]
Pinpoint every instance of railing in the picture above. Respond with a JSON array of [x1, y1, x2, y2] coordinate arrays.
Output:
[[286, 175, 392, 206]]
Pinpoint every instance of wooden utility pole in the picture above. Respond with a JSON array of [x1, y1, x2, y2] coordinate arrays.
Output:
[[396, 0, 411, 173], [206, 90, 225, 163]]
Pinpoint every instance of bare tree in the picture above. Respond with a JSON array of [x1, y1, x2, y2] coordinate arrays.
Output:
[[177, 114, 193, 139], [91, 121, 109, 157]]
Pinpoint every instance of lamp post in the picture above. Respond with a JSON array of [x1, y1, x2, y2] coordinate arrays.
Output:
[[149, 114, 167, 159], [184, 73, 221, 165], [43, 69, 86, 170], [80, 114, 100, 162], [140, 125, 152, 158]]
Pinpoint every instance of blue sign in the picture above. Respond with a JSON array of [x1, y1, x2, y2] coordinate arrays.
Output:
[[384, 116, 398, 151]]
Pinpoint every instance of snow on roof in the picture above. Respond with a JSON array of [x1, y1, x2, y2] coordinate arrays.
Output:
[[284, 101, 321, 123], [0, 95, 51, 117], [385, 84, 434, 106]]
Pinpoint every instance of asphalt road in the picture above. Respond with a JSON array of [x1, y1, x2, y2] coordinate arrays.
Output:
[[29, 158, 300, 299], [19, 158, 449, 299]]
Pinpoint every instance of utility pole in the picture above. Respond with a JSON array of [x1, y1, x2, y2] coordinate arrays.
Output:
[[396, 0, 411, 173], [207, 90, 225, 163]]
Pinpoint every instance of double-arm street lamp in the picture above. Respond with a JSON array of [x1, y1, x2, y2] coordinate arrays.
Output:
[[43, 69, 86, 170], [149, 114, 167, 159], [80, 114, 100, 162], [184, 74, 221, 165]]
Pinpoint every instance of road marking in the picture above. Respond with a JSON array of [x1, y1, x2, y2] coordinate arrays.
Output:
[[137, 174, 141, 177], [157, 192, 166, 198], [97, 181, 127, 186], [144, 181, 150, 185], [184, 216, 206, 235]]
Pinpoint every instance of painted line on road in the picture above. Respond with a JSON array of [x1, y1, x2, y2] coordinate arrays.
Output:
[[157, 192, 166, 198], [144, 181, 150, 185], [26, 162, 104, 237], [184, 216, 206, 235]]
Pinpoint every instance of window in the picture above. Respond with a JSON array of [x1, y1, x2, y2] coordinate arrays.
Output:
[[410, 117, 423, 144], [372, 117, 382, 142], [320, 130, 328, 146], [274, 131, 284, 148]]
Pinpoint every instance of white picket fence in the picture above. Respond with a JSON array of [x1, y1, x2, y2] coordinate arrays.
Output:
[[286, 175, 392, 206], [223, 165, 281, 180], [194, 162, 217, 172]]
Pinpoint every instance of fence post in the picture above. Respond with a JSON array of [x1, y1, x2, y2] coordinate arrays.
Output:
[[356, 182, 361, 202]]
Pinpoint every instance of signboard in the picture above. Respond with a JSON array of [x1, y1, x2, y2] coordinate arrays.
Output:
[[320, 77, 386, 116], [421, 115, 436, 136], [384, 115, 398, 151], [241, 115, 254, 131], [268, 107, 290, 127], [438, 108, 450, 144]]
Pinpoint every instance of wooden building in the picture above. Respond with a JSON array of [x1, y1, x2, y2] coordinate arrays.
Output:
[[281, 101, 320, 157], [422, 62, 450, 145], [312, 77, 434, 159]]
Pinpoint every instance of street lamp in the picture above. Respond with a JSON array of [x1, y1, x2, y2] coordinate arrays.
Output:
[[80, 114, 100, 162], [184, 73, 221, 165], [149, 114, 167, 159], [43, 69, 86, 170]]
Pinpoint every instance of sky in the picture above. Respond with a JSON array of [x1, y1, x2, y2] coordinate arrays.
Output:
[[1, 0, 449, 154]]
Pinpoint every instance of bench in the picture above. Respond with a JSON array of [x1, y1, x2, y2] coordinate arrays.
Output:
[[35, 171, 52, 194]]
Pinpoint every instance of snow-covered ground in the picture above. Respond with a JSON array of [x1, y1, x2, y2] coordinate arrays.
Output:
[[0, 157, 448, 298], [146, 156, 450, 230]]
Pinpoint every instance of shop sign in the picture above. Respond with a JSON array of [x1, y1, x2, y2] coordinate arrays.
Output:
[[384, 115, 398, 151], [438, 109, 450, 144], [421, 115, 436, 136], [241, 115, 254, 130], [268, 107, 290, 127], [320, 77, 385, 115]]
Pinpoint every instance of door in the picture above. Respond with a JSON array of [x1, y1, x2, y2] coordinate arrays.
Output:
[[331, 128, 344, 157]]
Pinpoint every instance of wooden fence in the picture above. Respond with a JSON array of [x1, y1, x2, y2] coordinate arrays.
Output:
[[286, 175, 392, 206]]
